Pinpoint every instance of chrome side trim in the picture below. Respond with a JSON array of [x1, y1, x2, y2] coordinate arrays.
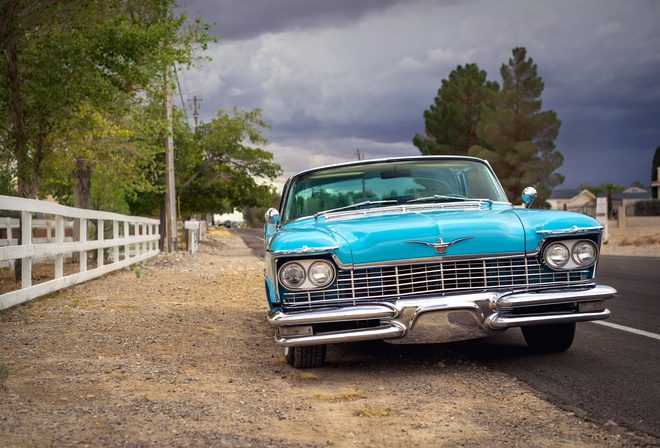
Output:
[[335, 251, 526, 270], [536, 226, 603, 235], [275, 323, 406, 346], [269, 245, 339, 255], [268, 303, 398, 326], [495, 285, 616, 309], [322, 202, 482, 221], [487, 309, 611, 329]]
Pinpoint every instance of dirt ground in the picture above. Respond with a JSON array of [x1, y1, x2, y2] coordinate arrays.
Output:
[[0, 229, 658, 447]]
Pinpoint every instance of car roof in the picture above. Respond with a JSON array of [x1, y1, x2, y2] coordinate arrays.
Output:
[[287, 155, 491, 180]]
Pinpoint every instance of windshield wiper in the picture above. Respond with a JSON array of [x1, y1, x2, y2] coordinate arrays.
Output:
[[407, 195, 493, 206], [314, 200, 397, 220], [407, 195, 468, 203]]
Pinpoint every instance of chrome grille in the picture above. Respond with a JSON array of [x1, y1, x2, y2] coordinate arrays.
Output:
[[280, 256, 592, 307]]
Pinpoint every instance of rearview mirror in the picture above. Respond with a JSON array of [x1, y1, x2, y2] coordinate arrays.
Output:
[[381, 167, 412, 179], [522, 187, 537, 209]]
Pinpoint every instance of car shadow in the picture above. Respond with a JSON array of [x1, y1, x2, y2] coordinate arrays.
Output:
[[324, 329, 546, 370]]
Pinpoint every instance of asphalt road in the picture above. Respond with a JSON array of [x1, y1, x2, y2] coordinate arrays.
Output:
[[233, 228, 660, 439], [447, 256, 660, 439]]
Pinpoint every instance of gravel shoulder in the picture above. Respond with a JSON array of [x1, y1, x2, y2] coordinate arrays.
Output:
[[0, 229, 657, 447]]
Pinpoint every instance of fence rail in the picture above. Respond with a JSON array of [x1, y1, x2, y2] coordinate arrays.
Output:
[[0, 195, 160, 310]]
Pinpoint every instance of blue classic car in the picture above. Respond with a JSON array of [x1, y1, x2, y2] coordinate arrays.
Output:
[[264, 156, 616, 368]]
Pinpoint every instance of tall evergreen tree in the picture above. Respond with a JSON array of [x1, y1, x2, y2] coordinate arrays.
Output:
[[469, 47, 563, 205], [413, 63, 499, 155]]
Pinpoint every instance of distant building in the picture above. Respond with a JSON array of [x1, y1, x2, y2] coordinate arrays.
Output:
[[547, 189, 597, 216], [548, 188, 652, 218]]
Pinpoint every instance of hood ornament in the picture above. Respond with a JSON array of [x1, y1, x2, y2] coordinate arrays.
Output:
[[405, 236, 475, 254]]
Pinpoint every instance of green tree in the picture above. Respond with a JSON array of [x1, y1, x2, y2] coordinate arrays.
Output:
[[128, 107, 282, 218], [177, 107, 282, 216], [652, 146, 660, 198], [469, 47, 563, 205], [413, 63, 499, 155], [0, 0, 216, 201]]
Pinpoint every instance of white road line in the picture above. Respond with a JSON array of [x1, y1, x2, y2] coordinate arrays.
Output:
[[592, 321, 660, 341]]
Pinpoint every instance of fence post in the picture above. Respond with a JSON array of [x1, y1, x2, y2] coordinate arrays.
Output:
[[79, 217, 87, 272], [113, 220, 119, 263], [124, 221, 130, 260], [21, 211, 32, 289], [55, 215, 64, 279], [98, 219, 104, 268]]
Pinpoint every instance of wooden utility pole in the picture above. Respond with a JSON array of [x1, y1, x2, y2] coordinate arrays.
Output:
[[164, 71, 177, 252], [190, 96, 202, 132]]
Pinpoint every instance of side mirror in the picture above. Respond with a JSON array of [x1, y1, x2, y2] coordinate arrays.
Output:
[[265, 208, 280, 225], [522, 187, 537, 209]]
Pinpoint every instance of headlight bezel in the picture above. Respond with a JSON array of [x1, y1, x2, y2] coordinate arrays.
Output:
[[542, 238, 599, 271], [571, 240, 598, 267], [544, 242, 570, 268], [278, 261, 307, 289], [277, 258, 337, 290]]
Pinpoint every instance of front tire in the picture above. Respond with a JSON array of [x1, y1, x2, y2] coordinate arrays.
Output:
[[522, 322, 576, 353], [284, 345, 327, 368]]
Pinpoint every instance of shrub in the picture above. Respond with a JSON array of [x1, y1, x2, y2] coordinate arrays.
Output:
[[634, 200, 660, 216]]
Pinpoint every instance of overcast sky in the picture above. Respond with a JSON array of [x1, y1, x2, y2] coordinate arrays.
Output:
[[175, 0, 660, 192]]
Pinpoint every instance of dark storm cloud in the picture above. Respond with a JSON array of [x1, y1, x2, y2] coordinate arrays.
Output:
[[178, 0, 434, 41], [177, 0, 660, 189]]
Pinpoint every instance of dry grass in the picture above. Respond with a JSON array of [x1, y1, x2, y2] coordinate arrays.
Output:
[[355, 405, 393, 417], [620, 235, 660, 246], [289, 372, 319, 381], [312, 392, 364, 401]]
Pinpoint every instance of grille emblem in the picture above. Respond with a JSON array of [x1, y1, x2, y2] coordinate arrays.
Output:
[[405, 236, 475, 254]]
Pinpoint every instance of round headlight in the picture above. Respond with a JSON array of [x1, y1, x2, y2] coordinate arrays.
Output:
[[572, 240, 597, 266], [279, 262, 306, 289], [544, 242, 569, 268], [308, 260, 335, 287]]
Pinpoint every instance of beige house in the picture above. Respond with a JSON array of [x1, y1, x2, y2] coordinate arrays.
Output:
[[547, 189, 597, 213]]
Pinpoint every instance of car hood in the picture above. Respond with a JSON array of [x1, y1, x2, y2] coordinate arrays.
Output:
[[270, 206, 527, 266]]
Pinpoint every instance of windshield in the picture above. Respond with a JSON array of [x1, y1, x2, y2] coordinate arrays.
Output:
[[281, 158, 509, 222]]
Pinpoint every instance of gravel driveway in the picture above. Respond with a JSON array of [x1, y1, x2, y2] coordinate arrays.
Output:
[[0, 230, 655, 447]]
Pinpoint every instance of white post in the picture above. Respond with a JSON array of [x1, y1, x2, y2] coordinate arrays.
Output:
[[124, 221, 130, 260], [97, 219, 104, 268], [596, 197, 608, 242], [21, 211, 32, 289], [113, 220, 119, 263], [79, 217, 87, 272], [55, 215, 64, 279], [137, 223, 143, 256]]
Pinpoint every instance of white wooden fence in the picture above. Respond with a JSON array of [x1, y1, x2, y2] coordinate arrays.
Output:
[[0, 195, 160, 310]]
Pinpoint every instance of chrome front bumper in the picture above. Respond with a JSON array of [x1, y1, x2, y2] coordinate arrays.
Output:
[[268, 284, 617, 346]]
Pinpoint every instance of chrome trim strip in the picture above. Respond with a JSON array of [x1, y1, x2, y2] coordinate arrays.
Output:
[[274, 323, 406, 346], [338, 251, 527, 270], [268, 304, 398, 326], [495, 285, 616, 309], [269, 245, 339, 255], [536, 226, 603, 235], [322, 202, 483, 221], [487, 309, 611, 329]]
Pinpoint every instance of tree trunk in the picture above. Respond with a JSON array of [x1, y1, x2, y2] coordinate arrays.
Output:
[[72, 157, 92, 263]]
